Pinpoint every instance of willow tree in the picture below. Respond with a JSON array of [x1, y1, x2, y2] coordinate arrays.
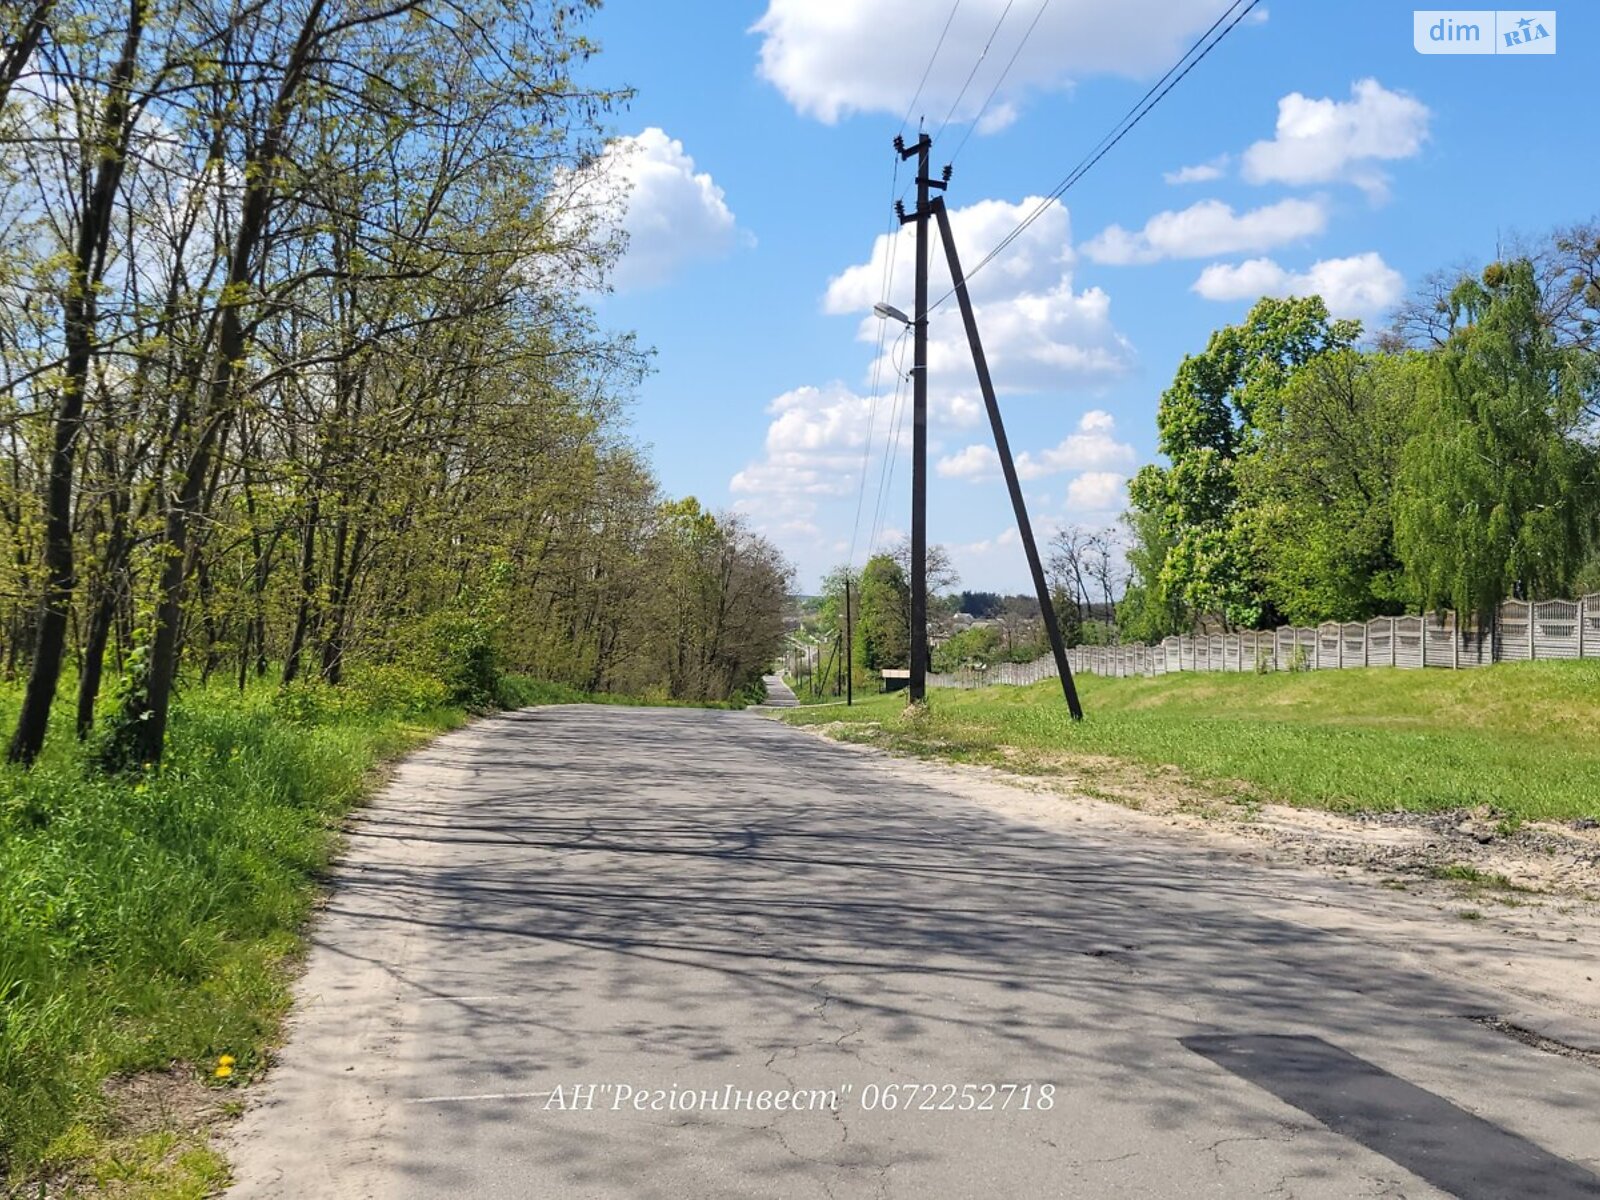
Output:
[[1395, 260, 1598, 622]]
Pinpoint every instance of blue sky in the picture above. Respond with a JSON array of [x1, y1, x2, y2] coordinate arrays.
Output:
[[575, 2, 1591, 593]]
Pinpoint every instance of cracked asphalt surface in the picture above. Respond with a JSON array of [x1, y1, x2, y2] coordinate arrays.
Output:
[[225, 706, 1600, 1198]]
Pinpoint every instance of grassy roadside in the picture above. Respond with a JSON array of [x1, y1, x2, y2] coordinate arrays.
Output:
[[779, 660, 1600, 822], [1, 669, 465, 1195], [0, 670, 735, 1195]]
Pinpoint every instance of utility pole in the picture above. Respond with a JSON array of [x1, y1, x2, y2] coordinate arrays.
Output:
[[836, 629, 844, 697], [844, 575, 853, 706], [896, 130, 942, 703], [933, 197, 1085, 720]]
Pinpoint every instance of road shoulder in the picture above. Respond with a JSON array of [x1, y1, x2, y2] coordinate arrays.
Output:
[[773, 714, 1600, 1053]]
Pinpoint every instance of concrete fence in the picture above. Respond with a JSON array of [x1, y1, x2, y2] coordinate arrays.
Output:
[[927, 595, 1600, 689]]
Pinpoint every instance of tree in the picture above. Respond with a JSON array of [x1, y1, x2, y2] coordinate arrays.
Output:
[[1241, 349, 1423, 623], [1127, 296, 1360, 630], [1395, 259, 1598, 622], [887, 535, 957, 670], [854, 553, 909, 671], [7, 0, 151, 762], [0, 0, 790, 770], [1046, 526, 1093, 645], [958, 591, 1001, 618], [1115, 508, 1185, 643]]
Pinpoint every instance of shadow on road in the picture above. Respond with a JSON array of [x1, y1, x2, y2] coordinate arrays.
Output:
[[261, 706, 1600, 1197]]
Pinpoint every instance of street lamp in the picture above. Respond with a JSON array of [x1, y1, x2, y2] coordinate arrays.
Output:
[[873, 302, 912, 326]]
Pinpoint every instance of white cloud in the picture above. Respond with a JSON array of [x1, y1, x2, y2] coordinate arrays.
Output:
[[751, 0, 1259, 127], [730, 383, 872, 501], [1241, 79, 1430, 200], [1191, 251, 1404, 318], [730, 378, 983, 536], [575, 128, 743, 291], [1082, 198, 1327, 265], [1163, 156, 1229, 185], [826, 196, 1134, 400], [1014, 410, 1137, 480], [1066, 471, 1128, 513], [929, 412, 1137, 492], [937, 444, 1001, 480]]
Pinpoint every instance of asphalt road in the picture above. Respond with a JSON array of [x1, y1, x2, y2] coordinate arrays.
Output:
[[225, 706, 1600, 1199]]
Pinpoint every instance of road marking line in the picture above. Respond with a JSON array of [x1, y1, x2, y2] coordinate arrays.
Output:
[[407, 1090, 553, 1105]]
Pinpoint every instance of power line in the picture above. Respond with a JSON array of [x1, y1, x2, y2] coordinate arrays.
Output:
[[868, 332, 908, 551], [931, 0, 1262, 311], [856, 1, 964, 567], [847, 161, 904, 570], [945, 0, 1051, 169], [899, 0, 963, 134], [933, 0, 1016, 145], [869, 339, 911, 555]]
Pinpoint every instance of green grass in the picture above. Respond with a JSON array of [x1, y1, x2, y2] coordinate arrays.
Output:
[[0, 666, 740, 1191], [780, 660, 1600, 822], [778, 672, 856, 707], [0, 668, 466, 1188]]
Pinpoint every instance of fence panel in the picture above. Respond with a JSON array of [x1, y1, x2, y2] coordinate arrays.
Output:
[[1498, 600, 1531, 662], [1341, 622, 1366, 668], [1423, 613, 1454, 668], [1366, 617, 1394, 667], [1585, 596, 1600, 659], [1393, 616, 1422, 668], [1460, 626, 1492, 666], [1532, 599, 1581, 660], [1317, 623, 1339, 669], [1294, 626, 1316, 669]]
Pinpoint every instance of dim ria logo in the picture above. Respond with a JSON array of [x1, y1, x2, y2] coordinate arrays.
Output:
[[1414, 10, 1556, 53]]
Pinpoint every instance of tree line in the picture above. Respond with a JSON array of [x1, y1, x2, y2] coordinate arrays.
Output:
[[1119, 226, 1600, 642], [802, 536, 1121, 689], [807, 224, 1599, 679], [0, 0, 789, 766]]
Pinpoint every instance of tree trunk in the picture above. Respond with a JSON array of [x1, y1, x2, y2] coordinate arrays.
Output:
[[124, 0, 327, 762], [8, 6, 144, 763]]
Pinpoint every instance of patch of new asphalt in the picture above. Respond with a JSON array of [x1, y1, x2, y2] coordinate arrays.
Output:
[[225, 706, 1600, 1198]]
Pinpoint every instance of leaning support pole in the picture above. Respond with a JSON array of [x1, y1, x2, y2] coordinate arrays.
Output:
[[932, 198, 1085, 720]]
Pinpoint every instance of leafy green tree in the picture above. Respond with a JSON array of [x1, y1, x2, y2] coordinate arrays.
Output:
[[932, 624, 1002, 671], [1115, 507, 1186, 642], [1242, 349, 1423, 623], [958, 591, 1002, 618], [1128, 296, 1360, 629], [1395, 259, 1598, 621], [854, 554, 909, 671]]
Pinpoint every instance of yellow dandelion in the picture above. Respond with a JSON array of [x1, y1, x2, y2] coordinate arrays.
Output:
[[214, 1064, 233, 1079], [219, 1055, 235, 1067]]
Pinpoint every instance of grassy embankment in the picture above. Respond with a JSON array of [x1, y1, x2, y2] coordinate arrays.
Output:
[[0, 670, 726, 1195], [781, 660, 1600, 822]]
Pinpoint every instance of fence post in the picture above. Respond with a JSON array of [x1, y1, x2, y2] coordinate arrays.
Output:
[[1452, 611, 1459, 670], [1582, 596, 1588, 659], [1530, 600, 1538, 660], [1389, 617, 1396, 668]]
